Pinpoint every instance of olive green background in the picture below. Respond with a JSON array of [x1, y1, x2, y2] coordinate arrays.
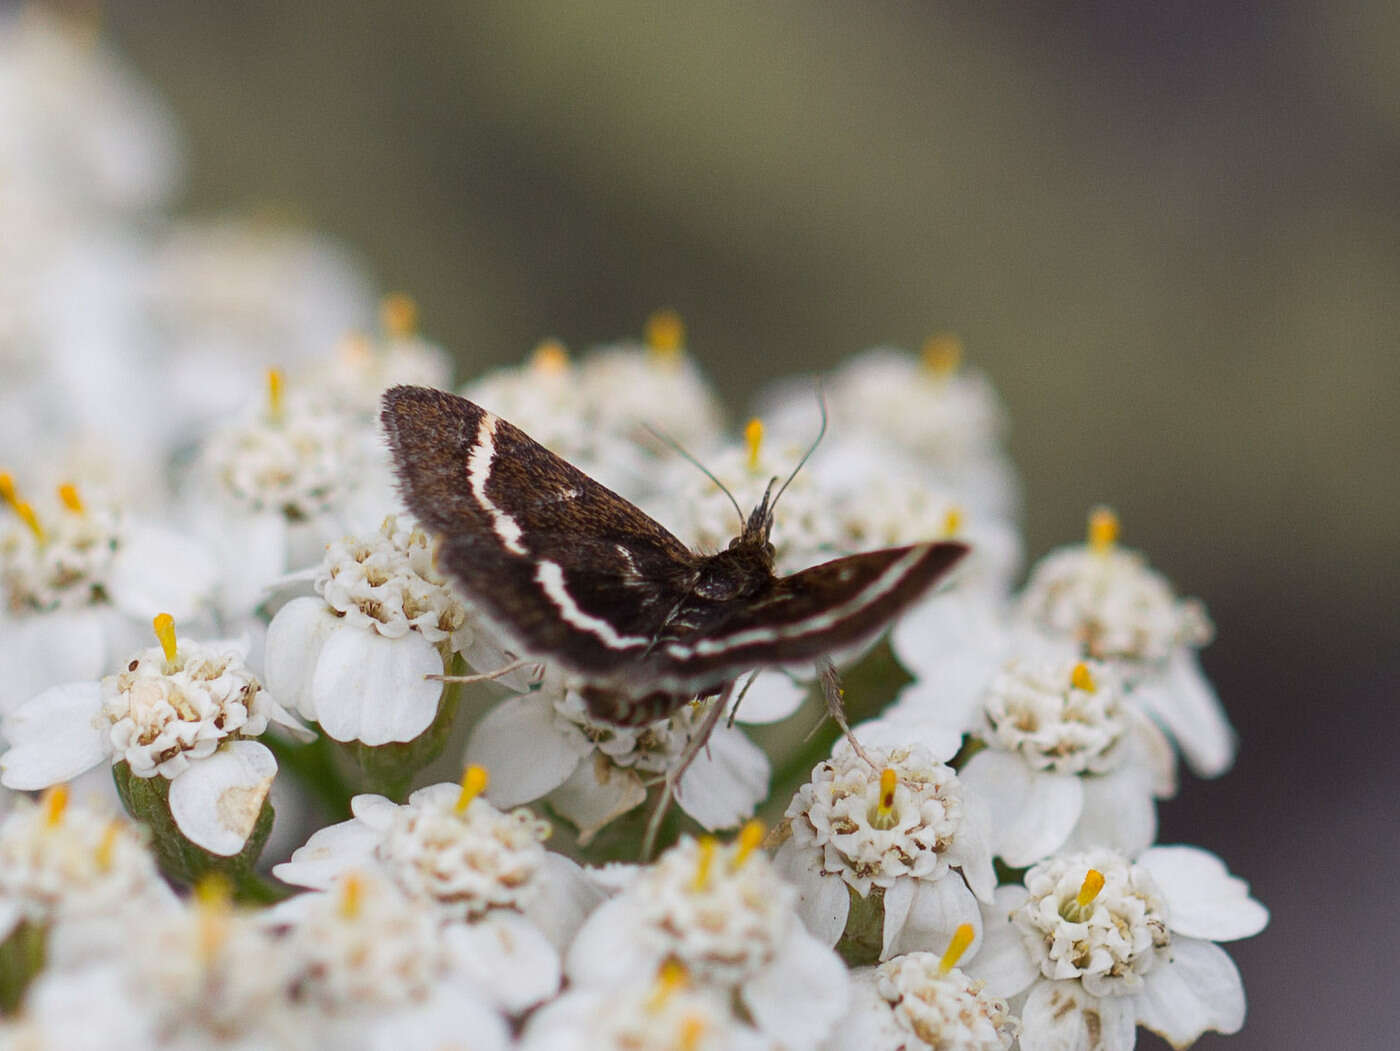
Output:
[[99, 3, 1397, 1047]]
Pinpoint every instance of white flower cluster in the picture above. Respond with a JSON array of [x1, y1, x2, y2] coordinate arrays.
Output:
[[0, 15, 1266, 1051]]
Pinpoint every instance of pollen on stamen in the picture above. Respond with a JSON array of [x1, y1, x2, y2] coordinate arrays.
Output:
[[692, 836, 717, 891], [380, 292, 419, 338], [1070, 662, 1097, 693], [729, 819, 765, 870], [1089, 506, 1119, 553], [744, 418, 764, 472], [530, 339, 569, 374], [0, 472, 15, 505], [95, 819, 121, 872], [921, 332, 963, 376], [646, 958, 689, 1012], [339, 873, 365, 920], [1, 474, 44, 540], [645, 308, 685, 358], [58, 483, 84, 514], [40, 784, 69, 829], [1077, 868, 1105, 907], [266, 367, 285, 423], [153, 612, 178, 664], [870, 768, 900, 829], [454, 764, 490, 814], [942, 506, 964, 538], [938, 922, 976, 975]]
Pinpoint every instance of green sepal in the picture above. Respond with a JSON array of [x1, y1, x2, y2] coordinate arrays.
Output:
[[112, 761, 278, 901], [0, 919, 47, 1015], [835, 884, 886, 967]]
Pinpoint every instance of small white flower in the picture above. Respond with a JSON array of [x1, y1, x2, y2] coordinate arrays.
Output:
[[265, 515, 515, 745], [825, 930, 1019, 1051], [1018, 508, 1234, 777], [0, 477, 218, 715], [567, 825, 851, 1047], [271, 871, 517, 1047], [966, 845, 1269, 1051], [465, 673, 771, 840], [957, 656, 1175, 865], [774, 737, 995, 961], [274, 770, 600, 967], [0, 786, 171, 948], [1, 619, 306, 855]]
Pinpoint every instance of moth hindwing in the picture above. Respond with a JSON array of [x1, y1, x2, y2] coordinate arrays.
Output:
[[381, 385, 967, 725]]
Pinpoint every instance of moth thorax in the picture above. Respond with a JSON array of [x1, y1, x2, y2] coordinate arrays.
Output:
[[694, 545, 774, 601]]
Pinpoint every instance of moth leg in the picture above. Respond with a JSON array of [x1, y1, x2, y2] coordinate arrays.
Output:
[[725, 669, 762, 729], [817, 657, 877, 769], [428, 657, 542, 685], [641, 680, 736, 862]]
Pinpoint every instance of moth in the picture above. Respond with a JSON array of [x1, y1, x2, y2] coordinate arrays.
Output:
[[380, 385, 968, 728]]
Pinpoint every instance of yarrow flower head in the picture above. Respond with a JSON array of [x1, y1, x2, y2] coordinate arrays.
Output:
[[826, 926, 1019, 1051], [1, 615, 305, 855], [1018, 507, 1235, 777], [567, 824, 851, 1047], [967, 845, 1268, 1051], [775, 737, 995, 961]]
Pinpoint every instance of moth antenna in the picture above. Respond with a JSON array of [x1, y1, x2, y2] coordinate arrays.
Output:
[[769, 384, 828, 517], [642, 422, 745, 533]]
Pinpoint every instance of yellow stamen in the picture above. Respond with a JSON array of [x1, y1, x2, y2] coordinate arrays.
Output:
[[644, 308, 685, 357], [1077, 868, 1105, 908], [1070, 662, 1097, 693], [339, 873, 364, 919], [266, 367, 285, 423], [95, 819, 122, 872], [730, 819, 765, 870], [153, 613, 178, 664], [871, 768, 899, 829], [455, 764, 490, 814], [921, 333, 963, 376], [938, 923, 976, 975], [646, 959, 688, 1012], [380, 293, 419, 338], [942, 506, 963, 538], [13, 500, 43, 542], [40, 784, 68, 829], [194, 875, 233, 962], [0, 472, 17, 505], [692, 836, 717, 891], [1088, 506, 1119, 553], [530, 339, 569, 374], [744, 418, 764, 472], [58, 483, 84, 514], [678, 1015, 707, 1051]]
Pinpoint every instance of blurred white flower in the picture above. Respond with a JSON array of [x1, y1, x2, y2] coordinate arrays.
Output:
[[1018, 508, 1233, 777], [966, 845, 1268, 1051], [567, 825, 851, 1047], [1, 619, 306, 855], [774, 737, 995, 961]]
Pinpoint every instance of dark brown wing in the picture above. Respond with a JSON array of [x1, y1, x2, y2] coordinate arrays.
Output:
[[381, 386, 699, 675], [635, 542, 968, 693]]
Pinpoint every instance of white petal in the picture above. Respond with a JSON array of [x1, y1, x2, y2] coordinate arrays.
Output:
[[447, 911, 560, 1013], [1138, 845, 1269, 941], [1127, 704, 1178, 798], [465, 695, 587, 807], [1020, 980, 1138, 1051], [884, 875, 982, 960], [271, 816, 381, 889], [362, 986, 511, 1051], [564, 893, 655, 987], [350, 791, 405, 829], [525, 851, 607, 953], [167, 740, 277, 856], [106, 523, 217, 621], [851, 714, 964, 762], [1132, 937, 1246, 1046], [1064, 770, 1156, 856], [1136, 651, 1236, 778], [546, 759, 646, 845], [822, 970, 906, 1051], [0, 611, 107, 717], [219, 511, 289, 617], [947, 781, 998, 902], [730, 669, 808, 724], [743, 923, 850, 1045], [880, 878, 915, 960], [773, 839, 850, 946], [312, 627, 443, 745], [676, 725, 769, 830], [964, 885, 1039, 998], [960, 751, 1081, 867], [0, 682, 108, 789], [262, 596, 339, 722]]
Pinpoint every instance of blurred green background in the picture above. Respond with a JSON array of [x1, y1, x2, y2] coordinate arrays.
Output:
[[99, 2, 1396, 1046]]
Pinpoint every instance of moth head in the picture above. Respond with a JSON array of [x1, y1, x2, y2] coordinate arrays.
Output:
[[738, 475, 780, 552]]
